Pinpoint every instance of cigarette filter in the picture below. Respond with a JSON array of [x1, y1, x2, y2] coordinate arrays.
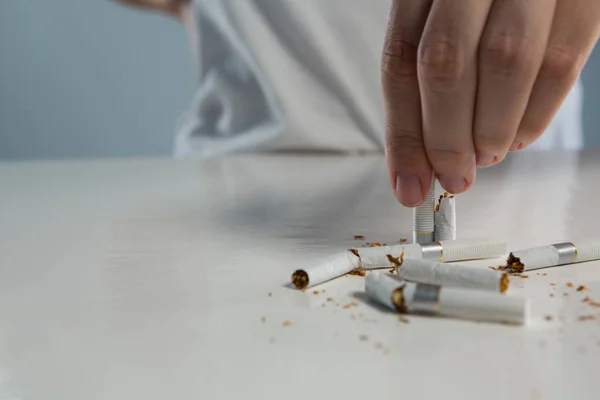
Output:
[[505, 240, 600, 272], [364, 273, 527, 325], [398, 258, 509, 293], [413, 178, 435, 244], [291, 251, 361, 289], [352, 237, 507, 269], [434, 193, 456, 241]]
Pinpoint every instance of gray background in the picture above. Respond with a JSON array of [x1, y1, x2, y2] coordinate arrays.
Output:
[[0, 1, 598, 160]]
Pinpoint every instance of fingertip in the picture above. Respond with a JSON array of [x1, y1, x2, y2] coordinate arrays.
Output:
[[395, 172, 425, 207]]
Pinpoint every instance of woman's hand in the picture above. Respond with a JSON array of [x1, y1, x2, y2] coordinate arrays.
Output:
[[382, 0, 600, 206]]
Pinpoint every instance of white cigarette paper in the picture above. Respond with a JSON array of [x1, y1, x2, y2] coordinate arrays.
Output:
[[291, 237, 508, 289], [506, 240, 600, 272], [365, 273, 527, 325], [434, 194, 456, 241], [398, 258, 509, 293], [291, 251, 360, 289], [350, 237, 507, 269], [413, 178, 435, 244]]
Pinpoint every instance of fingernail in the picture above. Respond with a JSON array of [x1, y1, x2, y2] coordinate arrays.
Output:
[[476, 154, 498, 168], [396, 173, 424, 207], [509, 141, 523, 151], [438, 175, 468, 194]]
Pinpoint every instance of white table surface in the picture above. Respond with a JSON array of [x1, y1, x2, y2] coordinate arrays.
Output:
[[1, 151, 599, 400]]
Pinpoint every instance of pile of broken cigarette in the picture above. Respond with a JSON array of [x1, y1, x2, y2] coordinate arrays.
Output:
[[290, 185, 600, 326]]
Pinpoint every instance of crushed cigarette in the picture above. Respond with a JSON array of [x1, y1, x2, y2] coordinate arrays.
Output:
[[354, 235, 365, 240], [566, 282, 574, 288], [261, 316, 266, 323], [577, 285, 587, 292], [579, 315, 596, 322], [359, 334, 369, 341], [282, 321, 292, 327]]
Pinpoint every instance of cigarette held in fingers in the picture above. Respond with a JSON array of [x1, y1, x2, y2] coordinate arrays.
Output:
[[502, 240, 600, 273], [434, 193, 456, 241], [397, 258, 509, 293], [413, 178, 435, 244], [365, 273, 528, 325]]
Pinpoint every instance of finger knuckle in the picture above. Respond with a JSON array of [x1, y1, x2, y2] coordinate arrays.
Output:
[[475, 132, 513, 152], [381, 31, 419, 84], [427, 147, 472, 172], [540, 45, 583, 80], [385, 128, 423, 155], [417, 36, 466, 91], [480, 31, 531, 77]]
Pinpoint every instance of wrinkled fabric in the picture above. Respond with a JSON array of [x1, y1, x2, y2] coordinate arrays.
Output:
[[174, 0, 584, 158]]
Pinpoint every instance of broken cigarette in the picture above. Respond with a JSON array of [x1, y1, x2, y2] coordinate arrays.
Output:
[[413, 178, 435, 244], [503, 241, 600, 273], [291, 251, 361, 290], [434, 193, 456, 241], [397, 258, 509, 293], [291, 237, 507, 290], [365, 273, 527, 325]]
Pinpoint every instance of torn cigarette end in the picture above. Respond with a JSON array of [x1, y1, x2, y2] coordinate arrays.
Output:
[[499, 273, 510, 294], [504, 253, 525, 273], [386, 248, 405, 273], [391, 287, 406, 313], [291, 270, 309, 290]]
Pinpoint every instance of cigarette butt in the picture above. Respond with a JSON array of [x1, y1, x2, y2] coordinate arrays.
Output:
[[504, 240, 600, 272], [413, 178, 435, 244], [434, 194, 456, 241], [365, 273, 527, 325], [398, 258, 509, 293], [291, 251, 361, 289]]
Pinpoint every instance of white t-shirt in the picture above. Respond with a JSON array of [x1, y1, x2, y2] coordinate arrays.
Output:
[[174, 0, 584, 158]]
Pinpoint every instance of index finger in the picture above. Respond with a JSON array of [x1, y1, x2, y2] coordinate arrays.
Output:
[[382, 0, 434, 207]]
